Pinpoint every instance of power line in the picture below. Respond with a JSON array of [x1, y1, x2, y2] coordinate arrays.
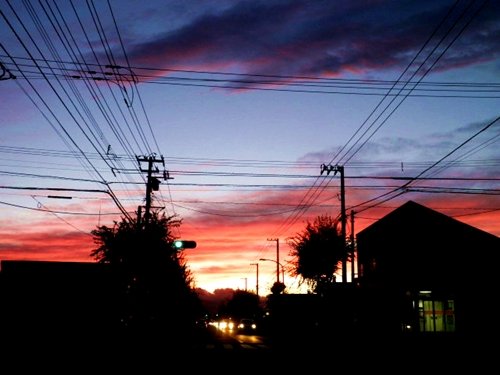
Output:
[[5, 55, 499, 98], [0, 198, 123, 216], [351, 115, 500, 215]]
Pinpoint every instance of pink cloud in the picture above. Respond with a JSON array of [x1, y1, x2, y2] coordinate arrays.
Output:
[[121, 0, 499, 90]]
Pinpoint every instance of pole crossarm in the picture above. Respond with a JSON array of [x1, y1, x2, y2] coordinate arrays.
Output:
[[136, 154, 170, 224], [320, 164, 347, 282]]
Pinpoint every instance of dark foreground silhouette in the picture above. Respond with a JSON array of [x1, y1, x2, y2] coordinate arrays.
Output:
[[2, 320, 493, 373]]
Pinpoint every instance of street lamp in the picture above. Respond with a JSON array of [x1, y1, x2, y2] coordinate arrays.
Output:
[[259, 258, 285, 285]]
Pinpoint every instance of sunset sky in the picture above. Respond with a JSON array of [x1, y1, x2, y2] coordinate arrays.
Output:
[[1, 0, 499, 294]]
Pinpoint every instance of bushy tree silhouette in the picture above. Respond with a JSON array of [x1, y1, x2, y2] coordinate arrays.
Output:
[[91, 212, 202, 342], [270, 281, 286, 295], [287, 214, 348, 293], [219, 290, 262, 320]]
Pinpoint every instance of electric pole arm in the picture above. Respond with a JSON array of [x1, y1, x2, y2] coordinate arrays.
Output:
[[321, 164, 347, 283], [136, 154, 171, 224]]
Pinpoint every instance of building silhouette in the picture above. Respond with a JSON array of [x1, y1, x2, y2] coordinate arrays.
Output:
[[0, 260, 121, 342], [267, 200, 499, 346], [356, 200, 500, 337]]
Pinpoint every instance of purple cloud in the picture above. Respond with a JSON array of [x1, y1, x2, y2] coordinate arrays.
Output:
[[124, 0, 500, 83]]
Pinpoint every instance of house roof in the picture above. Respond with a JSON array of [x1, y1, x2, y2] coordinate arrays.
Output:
[[357, 200, 499, 243], [355, 200, 499, 289]]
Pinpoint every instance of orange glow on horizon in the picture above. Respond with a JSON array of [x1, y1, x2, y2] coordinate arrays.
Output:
[[1, 189, 498, 294]]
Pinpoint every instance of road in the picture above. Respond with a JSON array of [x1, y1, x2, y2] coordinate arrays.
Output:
[[3, 324, 490, 371]]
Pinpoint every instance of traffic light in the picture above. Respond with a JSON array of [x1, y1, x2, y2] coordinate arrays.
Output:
[[172, 240, 197, 249]]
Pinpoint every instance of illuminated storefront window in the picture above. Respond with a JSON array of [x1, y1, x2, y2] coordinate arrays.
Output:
[[418, 291, 455, 333]]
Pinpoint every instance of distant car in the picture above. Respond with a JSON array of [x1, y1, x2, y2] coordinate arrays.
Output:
[[237, 318, 257, 334], [216, 318, 235, 332]]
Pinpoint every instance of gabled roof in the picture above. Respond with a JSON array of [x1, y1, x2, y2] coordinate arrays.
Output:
[[356, 200, 499, 289], [357, 200, 499, 243]]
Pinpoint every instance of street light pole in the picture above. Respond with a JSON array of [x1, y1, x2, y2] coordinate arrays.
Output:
[[267, 238, 279, 283], [250, 263, 259, 296], [259, 258, 285, 286]]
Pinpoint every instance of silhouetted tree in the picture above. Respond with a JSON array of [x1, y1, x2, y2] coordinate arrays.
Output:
[[270, 281, 286, 295], [287, 214, 347, 293], [219, 290, 262, 320], [91, 212, 201, 339]]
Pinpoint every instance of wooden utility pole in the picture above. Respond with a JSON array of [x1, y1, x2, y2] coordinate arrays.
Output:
[[136, 154, 167, 224], [350, 210, 355, 282], [321, 164, 347, 283], [250, 263, 259, 296], [267, 238, 280, 283]]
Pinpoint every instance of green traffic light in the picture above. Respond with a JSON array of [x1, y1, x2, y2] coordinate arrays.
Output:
[[172, 240, 197, 249]]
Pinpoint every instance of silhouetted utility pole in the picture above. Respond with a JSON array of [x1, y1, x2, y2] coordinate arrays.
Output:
[[350, 210, 355, 282], [137, 154, 170, 224], [267, 238, 280, 283], [250, 263, 259, 296], [321, 164, 347, 283]]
